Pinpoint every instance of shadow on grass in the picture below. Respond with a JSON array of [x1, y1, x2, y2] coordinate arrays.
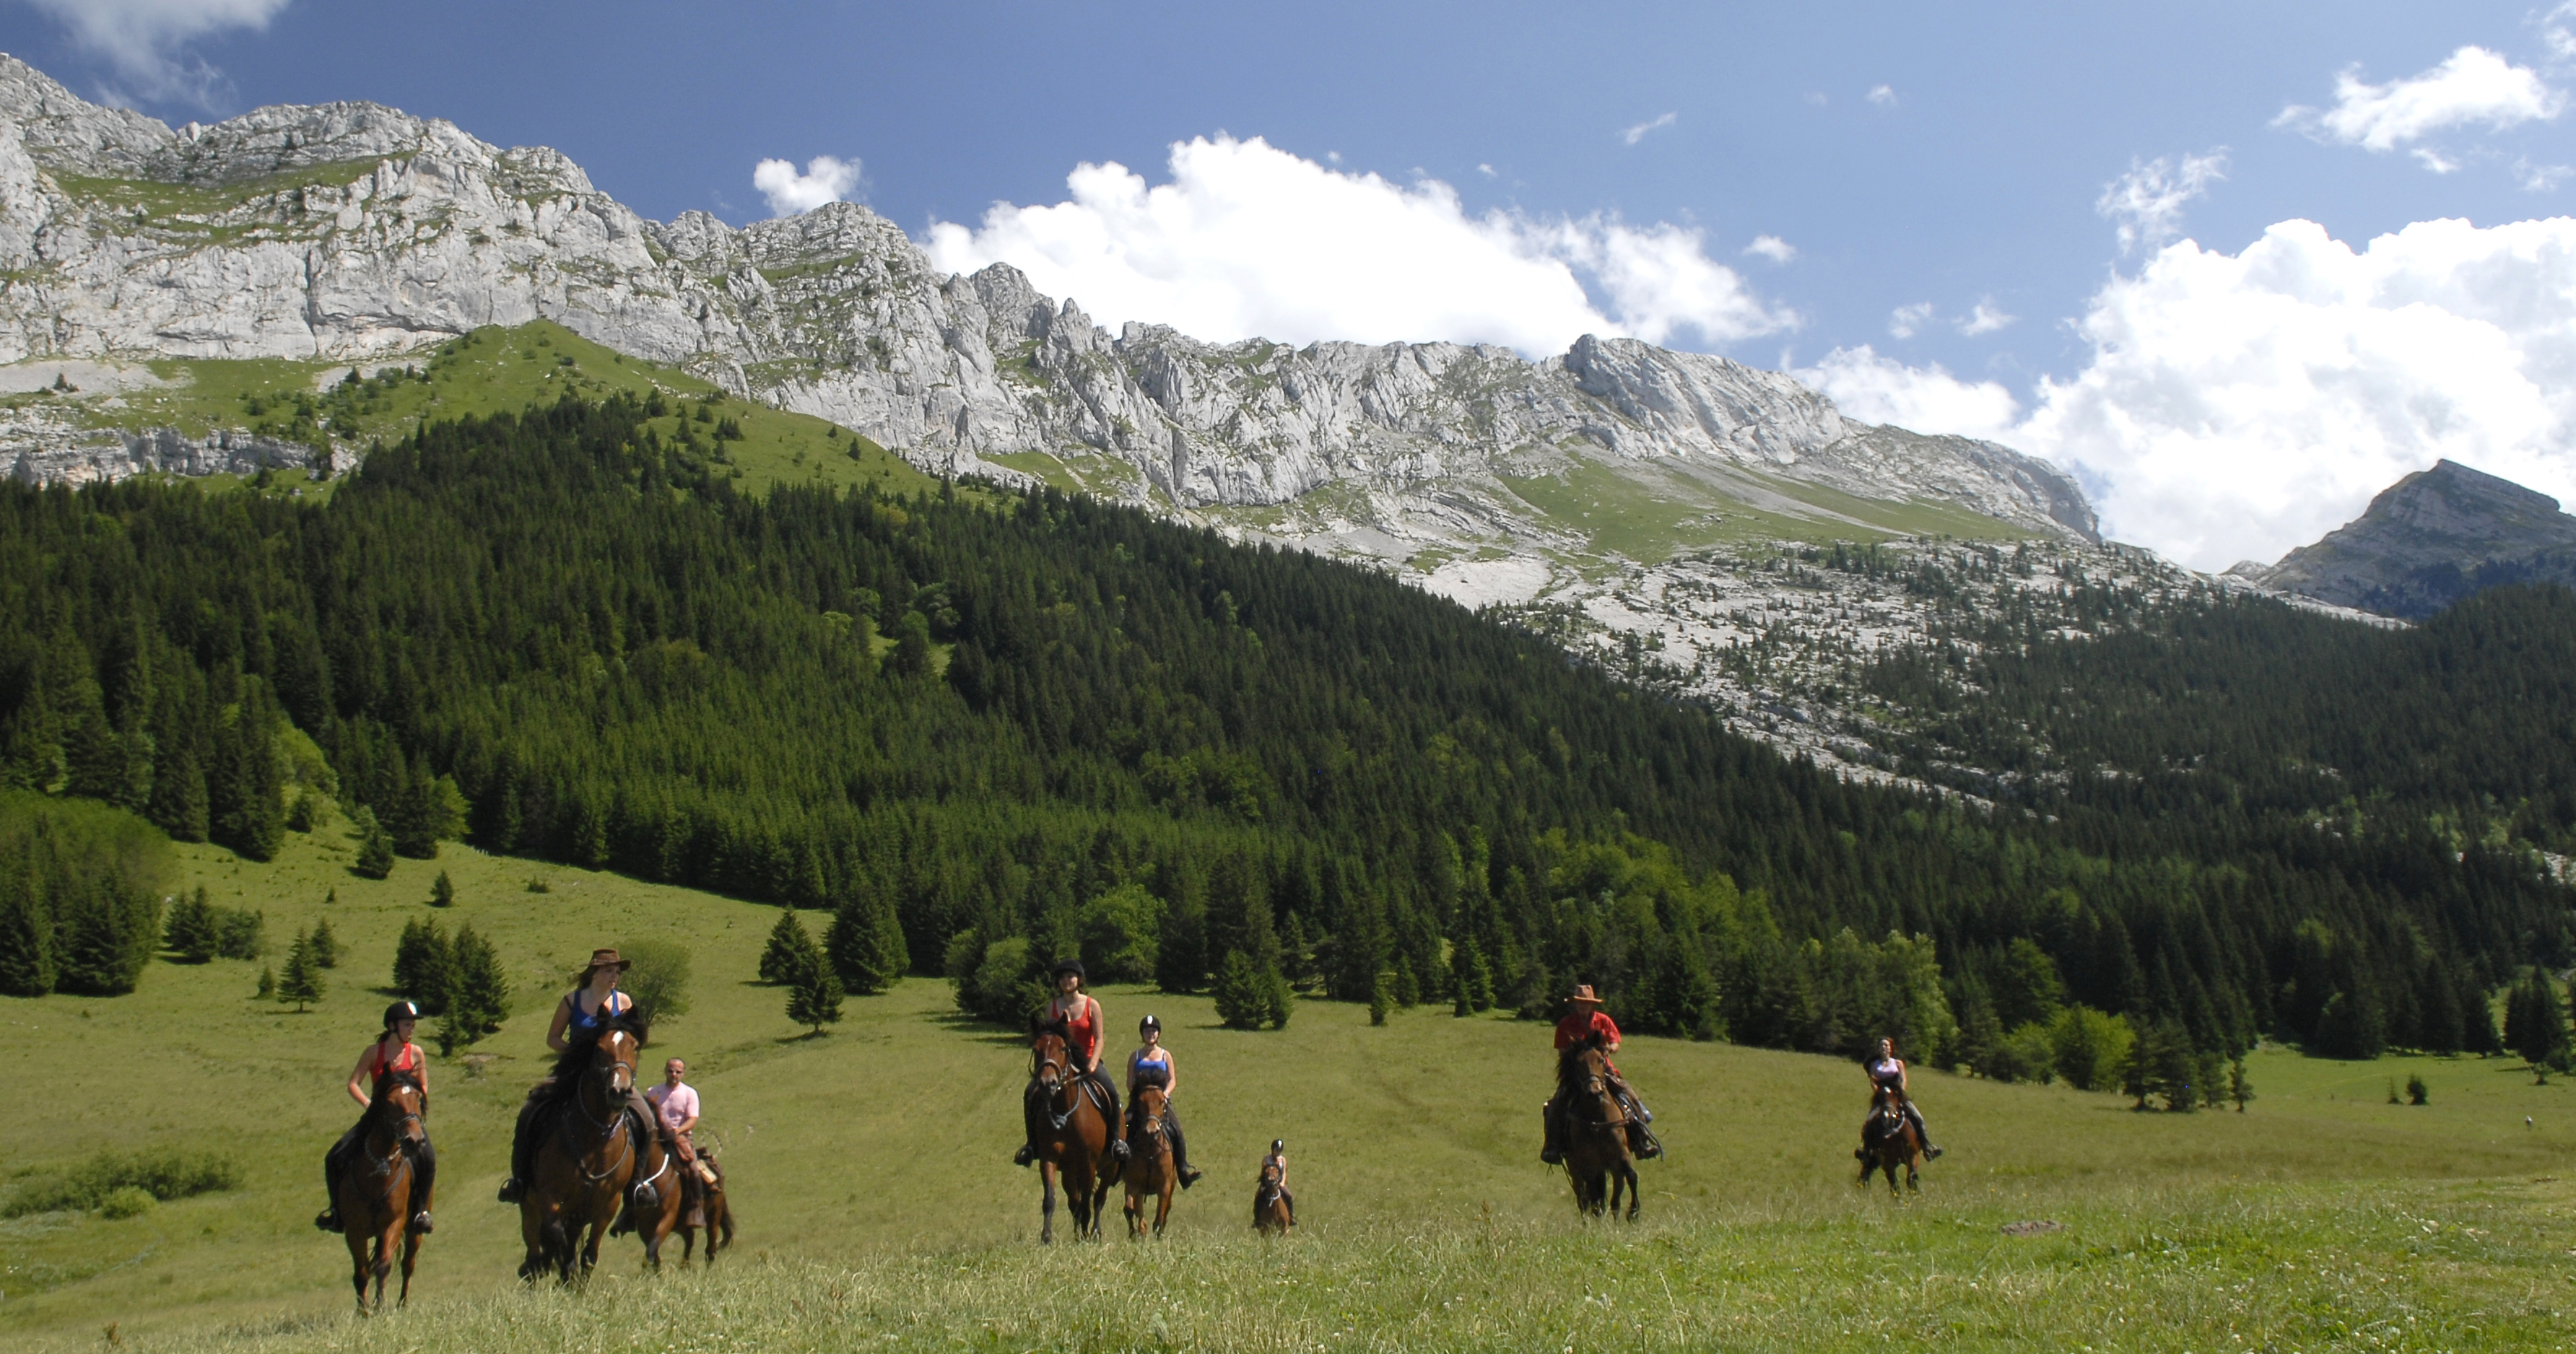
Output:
[[928, 1011, 1035, 1047]]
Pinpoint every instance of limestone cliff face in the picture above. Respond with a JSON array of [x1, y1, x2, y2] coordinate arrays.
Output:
[[2229, 459, 2576, 619], [0, 53, 2096, 543]]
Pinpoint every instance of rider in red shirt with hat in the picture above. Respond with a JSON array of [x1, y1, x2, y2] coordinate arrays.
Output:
[[1541, 983, 1661, 1163]]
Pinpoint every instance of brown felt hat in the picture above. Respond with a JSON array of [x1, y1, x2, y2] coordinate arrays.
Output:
[[578, 948, 633, 979], [1567, 984, 1604, 1008]]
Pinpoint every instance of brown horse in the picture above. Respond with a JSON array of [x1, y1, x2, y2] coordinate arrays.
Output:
[[518, 1026, 652, 1283], [1122, 1084, 1178, 1239], [1251, 1163, 1292, 1236], [675, 1151, 735, 1265], [335, 1071, 427, 1314], [1028, 1022, 1120, 1243], [1856, 1087, 1923, 1194], [1554, 1041, 1638, 1220]]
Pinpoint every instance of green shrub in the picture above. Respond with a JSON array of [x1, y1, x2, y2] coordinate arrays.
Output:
[[2, 1148, 239, 1218], [97, 1185, 156, 1219]]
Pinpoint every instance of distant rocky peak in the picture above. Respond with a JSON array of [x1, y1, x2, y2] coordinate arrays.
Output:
[[2238, 458, 2576, 619]]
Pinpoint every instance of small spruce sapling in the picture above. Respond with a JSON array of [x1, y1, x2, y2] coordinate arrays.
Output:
[[786, 954, 844, 1036], [277, 930, 323, 1013], [255, 966, 276, 1000], [1369, 971, 1393, 1027], [429, 870, 454, 908], [307, 916, 338, 969]]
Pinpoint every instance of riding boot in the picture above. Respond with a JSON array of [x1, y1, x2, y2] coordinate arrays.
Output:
[[1165, 1104, 1202, 1187], [1097, 1073, 1129, 1162], [1014, 1080, 1045, 1166], [316, 1124, 360, 1231], [1905, 1102, 1941, 1159], [1539, 1099, 1565, 1166], [406, 1137, 438, 1233], [497, 1093, 546, 1204]]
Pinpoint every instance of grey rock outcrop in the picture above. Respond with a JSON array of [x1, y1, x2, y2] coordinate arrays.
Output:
[[0, 51, 2096, 545], [2228, 459, 2576, 619]]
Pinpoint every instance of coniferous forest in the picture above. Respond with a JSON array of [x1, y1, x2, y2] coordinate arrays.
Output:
[[2, 393, 2572, 1076]]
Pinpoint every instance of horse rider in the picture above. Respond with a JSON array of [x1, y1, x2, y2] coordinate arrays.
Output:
[[1125, 1014, 1204, 1187], [316, 1000, 436, 1235], [1541, 983, 1660, 1164], [496, 948, 674, 1206], [647, 1057, 718, 1187], [1261, 1137, 1295, 1226], [1014, 958, 1126, 1166], [1861, 1036, 1942, 1159]]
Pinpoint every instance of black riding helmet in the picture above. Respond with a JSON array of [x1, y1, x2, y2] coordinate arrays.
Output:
[[1050, 957, 1086, 982], [383, 1000, 423, 1029], [1139, 1013, 1161, 1034]]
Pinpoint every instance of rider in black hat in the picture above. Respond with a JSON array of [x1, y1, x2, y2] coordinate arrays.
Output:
[[1126, 1013, 1204, 1187], [316, 1000, 435, 1235], [1015, 958, 1128, 1166]]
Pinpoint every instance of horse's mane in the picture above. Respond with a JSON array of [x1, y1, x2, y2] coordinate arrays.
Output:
[[547, 1013, 649, 1086], [368, 1065, 425, 1114], [1555, 1038, 1606, 1099]]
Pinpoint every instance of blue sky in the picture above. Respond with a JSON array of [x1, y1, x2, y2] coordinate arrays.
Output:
[[10, 1, 2576, 565]]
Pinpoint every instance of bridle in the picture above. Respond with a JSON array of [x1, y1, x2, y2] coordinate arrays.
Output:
[[360, 1079, 426, 1181], [1030, 1031, 1083, 1132], [561, 1029, 648, 1187]]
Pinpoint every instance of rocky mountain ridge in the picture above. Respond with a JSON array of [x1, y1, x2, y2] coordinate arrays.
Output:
[[0, 53, 2094, 560], [2227, 459, 2576, 619]]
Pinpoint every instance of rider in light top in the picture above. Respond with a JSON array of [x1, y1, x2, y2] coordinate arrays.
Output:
[[646, 1057, 718, 1186], [1014, 958, 1127, 1166], [1541, 983, 1659, 1163], [1864, 1036, 1942, 1159], [316, 1000, 436, 1236], [496, 948, 672, 1206], [1261, 1137, 1295, 1226], [1126, 1014, 1204, 1187]]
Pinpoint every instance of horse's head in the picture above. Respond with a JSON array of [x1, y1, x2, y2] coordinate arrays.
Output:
[[1136, 1083, 1167, 1137], [593, 1027, 641, 1097], [373, 1072, 427, 1150], [1259, 1161, 1281, 1187], [1029, 1021, 1071, 1094], [1557, 1041, 1611, 1101]]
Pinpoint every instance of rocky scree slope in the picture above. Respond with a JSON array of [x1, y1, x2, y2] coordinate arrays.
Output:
[[0, 55, 2091, 551], [2227, 459, 2576, 620]]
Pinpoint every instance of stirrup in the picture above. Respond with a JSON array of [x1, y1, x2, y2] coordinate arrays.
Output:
[[410, 1210, 435, 1234], [497, 1178, 525, 1204]]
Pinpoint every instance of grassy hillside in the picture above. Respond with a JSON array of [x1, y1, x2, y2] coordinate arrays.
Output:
[[6, 320, 935, 500], [4, 821, 2576, 1350]]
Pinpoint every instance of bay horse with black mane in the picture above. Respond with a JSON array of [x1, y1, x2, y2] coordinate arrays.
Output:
[[1857, 1086, 1923, 1194], [1554, 1039, 1638, 1220], [675, 1148, 735, 1265], [1123, 1083, 1178, 1238], [518, 1023, 674, 1282], [1251, 1162, 1292, 1236], [336, 1070, 428, 1313], [1029, 1018, 1120, 1243]]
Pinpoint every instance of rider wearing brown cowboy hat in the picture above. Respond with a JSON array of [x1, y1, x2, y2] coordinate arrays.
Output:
[[1541, 982, 1661, 1164], [496, 948, 676, 1208], [1014, 957, 1128, 1166], [316, 1000, 436, 1236]]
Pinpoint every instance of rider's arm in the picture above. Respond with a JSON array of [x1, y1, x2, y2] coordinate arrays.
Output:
[[1084, 997, 1105, 1072], [346, 1050, 374, 1109], [545, 993, 574, 1052], [1897, 1060, 1910, 1096], [1162, 1048, 1178, 1099]]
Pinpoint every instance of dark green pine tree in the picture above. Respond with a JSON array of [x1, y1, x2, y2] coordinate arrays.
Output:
[[164, 886, 217, 963], [307, 915, 338, 969], [760, 907, 823, 985], [2506, 971, 2567, 1078], [277, 930, 323, 1013], [392, 916, 455, 1016], [438, 923, 510, 1054], [353, 808, 395, 881], [1212, 949, 1264, 1030], [786, 953, 844, 1035], [0, 859, 54, 996], [825, 884, 907, 995], [429, 870, 454, 908]]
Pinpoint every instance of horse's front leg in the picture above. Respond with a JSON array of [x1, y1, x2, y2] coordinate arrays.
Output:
[[1154, 1187, 1172, 1237], [1620, 1165, 1640, 1220], [399, 1228, 419, 1306], [1039, 1162, 1058, 1245]]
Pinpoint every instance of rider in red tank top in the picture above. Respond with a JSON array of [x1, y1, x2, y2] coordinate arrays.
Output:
[[1014, 958, 1128, 1167]]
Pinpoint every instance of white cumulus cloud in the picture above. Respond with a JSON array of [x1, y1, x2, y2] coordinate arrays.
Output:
[[2097, 149, 2227, 254], [1798, 346, 2022, 444], [1816, 216, 2576, 572], [923, 134, 1793, 355], [1743, 235, 1797, 263], [1957, 300, 2016, 336], [752, 155, 861, 217], [1622, 112, 1677, 146], [1886, 302, 1934, 339], [1867, 84, 1897, 107], [25, 0, 292, 105], [2278, 45, 2564, 154]]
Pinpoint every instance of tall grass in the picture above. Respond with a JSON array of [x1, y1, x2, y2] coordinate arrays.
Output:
[[153, 1179, 2567, 1352]]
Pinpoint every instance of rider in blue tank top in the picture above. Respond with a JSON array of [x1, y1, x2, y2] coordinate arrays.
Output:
[[1126, 1015, 1204, 1187]]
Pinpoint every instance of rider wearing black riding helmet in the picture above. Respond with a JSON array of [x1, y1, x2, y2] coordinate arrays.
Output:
[[1126, 1013, 1204, 1187], [316, 1000, 435, 1235]]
